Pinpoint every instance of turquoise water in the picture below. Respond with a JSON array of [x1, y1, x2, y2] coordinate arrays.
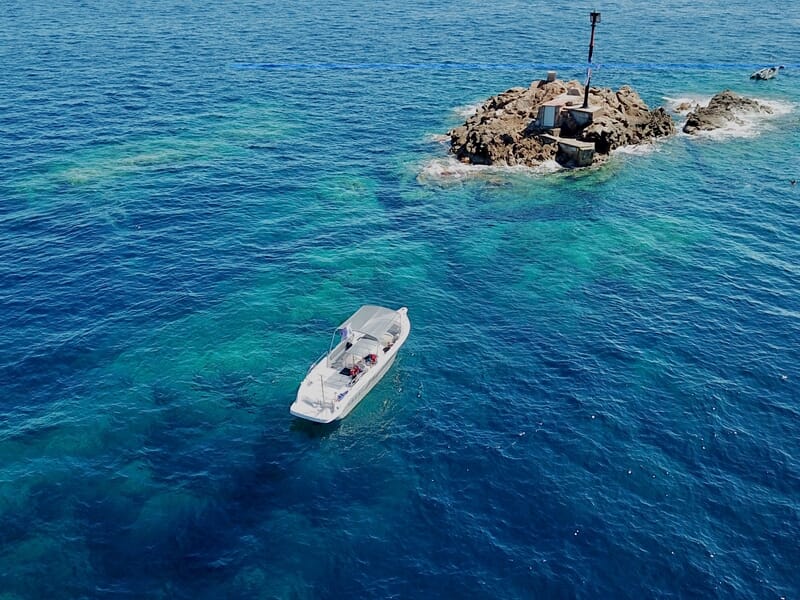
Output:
[[2, 1, 799, 597]]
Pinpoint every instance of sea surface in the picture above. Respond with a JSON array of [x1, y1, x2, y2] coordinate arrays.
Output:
[[2, 1, 800, 598]]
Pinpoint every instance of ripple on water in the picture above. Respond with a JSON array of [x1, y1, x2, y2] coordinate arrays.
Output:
[[2, 0, 800, 598]]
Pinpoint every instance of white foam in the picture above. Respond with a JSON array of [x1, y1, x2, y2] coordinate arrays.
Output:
[[416, 156, 562, 184], [757, 98, 796, 118], [685, 99, 794, 140], [663, 94, 710, 116], [666, 94, 796, 140], [688, 116, 762, 140], [612, 143, 657, 157], [453, 102, 483, 119], [424, 133, 450, 144]]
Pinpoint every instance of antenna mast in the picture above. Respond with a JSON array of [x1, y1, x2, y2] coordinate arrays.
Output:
[[582, 11, 602, 109]]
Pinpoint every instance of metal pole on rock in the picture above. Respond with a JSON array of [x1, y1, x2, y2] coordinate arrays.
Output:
[[582, 11, 601, 109]]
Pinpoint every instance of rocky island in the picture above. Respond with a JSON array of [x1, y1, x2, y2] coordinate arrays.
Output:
[[448, 72, 772, 169], [682, 90, 773, 134]]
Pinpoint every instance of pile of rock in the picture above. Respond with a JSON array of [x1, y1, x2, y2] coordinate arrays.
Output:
[[448, 77, 675, 167], [682, 90, 772, 134], [448, 79, 770, 168]]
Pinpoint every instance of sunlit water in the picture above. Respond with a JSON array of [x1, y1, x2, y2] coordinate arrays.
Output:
[[2, 1, 799, 597]]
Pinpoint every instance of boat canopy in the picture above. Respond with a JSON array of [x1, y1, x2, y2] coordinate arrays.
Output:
[[340, 305, 398, 340]]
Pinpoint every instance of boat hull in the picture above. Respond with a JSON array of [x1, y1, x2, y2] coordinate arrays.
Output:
[[290, 307, 409, 423], [338, 351, 398, 419]]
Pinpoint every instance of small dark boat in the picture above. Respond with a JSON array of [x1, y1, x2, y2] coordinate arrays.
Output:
[[750, 65, 784, 80]]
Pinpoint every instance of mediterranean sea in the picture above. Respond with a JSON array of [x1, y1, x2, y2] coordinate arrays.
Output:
[[1, 0, 799, 597]]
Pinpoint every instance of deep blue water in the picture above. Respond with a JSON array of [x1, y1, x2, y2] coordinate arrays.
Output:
[[2, 1, 800, 598]]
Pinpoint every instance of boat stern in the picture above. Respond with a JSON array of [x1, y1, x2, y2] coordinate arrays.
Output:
[[290, 372, 343, 423], [290, 395, 338, 423]]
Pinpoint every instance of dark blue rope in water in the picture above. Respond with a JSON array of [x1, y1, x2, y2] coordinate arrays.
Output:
[[231, 62, 798, 72]]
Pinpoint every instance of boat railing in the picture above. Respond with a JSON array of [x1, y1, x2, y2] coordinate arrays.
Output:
[[307, 352, 327, 375]]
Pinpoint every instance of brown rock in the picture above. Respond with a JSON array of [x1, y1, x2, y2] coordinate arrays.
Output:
[[448, 78, 676, 168], [683, 90, 773, 134]]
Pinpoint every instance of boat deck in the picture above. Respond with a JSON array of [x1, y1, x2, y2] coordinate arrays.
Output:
[[291, 306, 409, 423]]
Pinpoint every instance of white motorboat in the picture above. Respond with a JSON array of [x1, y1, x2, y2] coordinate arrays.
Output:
[[750, 65, 784, 80], [290, 305, 410, 423]]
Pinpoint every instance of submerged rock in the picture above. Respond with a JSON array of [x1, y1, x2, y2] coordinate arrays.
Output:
[[448, 77, 675, 168], [683, 90, 773, 134]]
